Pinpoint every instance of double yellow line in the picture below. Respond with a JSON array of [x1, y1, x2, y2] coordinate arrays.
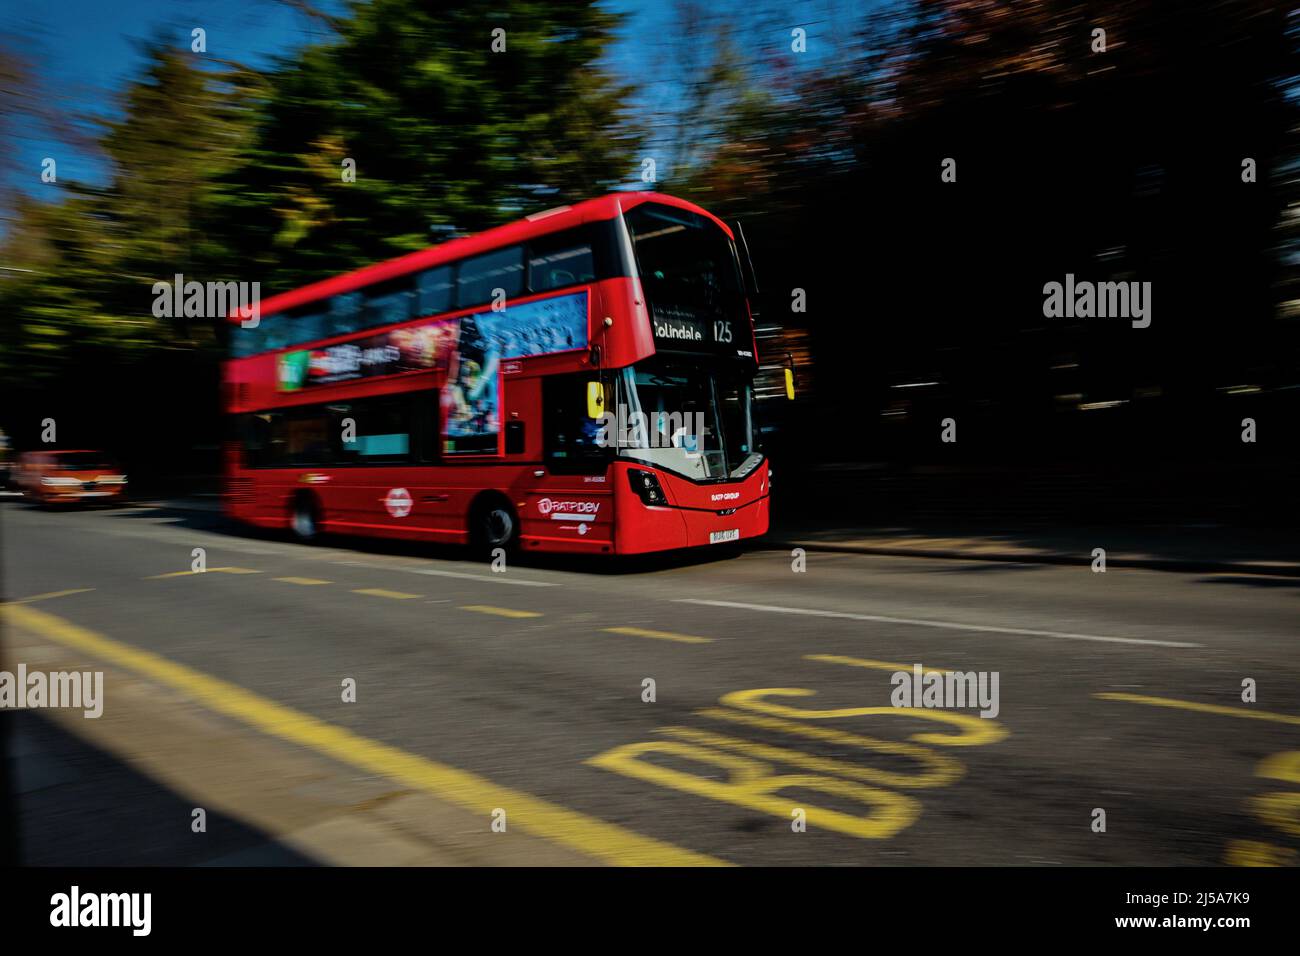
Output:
[[3, 602, 724, 866]]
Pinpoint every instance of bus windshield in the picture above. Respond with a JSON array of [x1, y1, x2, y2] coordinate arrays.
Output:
[[617, 357, 760, 481], [624, 203, 742, 319]]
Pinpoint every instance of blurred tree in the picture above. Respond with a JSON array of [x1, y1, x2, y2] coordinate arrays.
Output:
[[0, 0, 639, 471], [209, 0, 640, 291], [0, 43, 255, 382], [665, 0, 1296, 473]]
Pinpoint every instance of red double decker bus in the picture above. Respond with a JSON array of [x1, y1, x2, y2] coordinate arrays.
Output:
[[223, 192, 772, 555]]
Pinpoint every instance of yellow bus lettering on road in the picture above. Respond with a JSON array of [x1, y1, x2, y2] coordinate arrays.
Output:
[[693, 706, 963, 789], [1257, 751, 1300, 785], [1224, 839, 1296, 867], [587, 738, 919, 841], [1246, 791, 1300, 839], [718, 688, 1007, 747]]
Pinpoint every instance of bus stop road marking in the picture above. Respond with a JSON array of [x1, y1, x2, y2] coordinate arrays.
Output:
[[675, 599, 1200, 648], [274, 576, 332, 586], [1224, 840, 1297, 867], [6, 588, 96, 604], [460, 605, 543, 619], [1096, 692, 1300, 726], [603, 626, 712, 644], [2, 603, 724, 868], [354, 588, 421, 600]]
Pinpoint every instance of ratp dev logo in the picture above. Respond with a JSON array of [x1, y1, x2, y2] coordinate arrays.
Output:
[[536, 497, 600, 520]]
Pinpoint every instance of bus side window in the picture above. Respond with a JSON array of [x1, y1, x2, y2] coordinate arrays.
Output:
[[261, 314, 289, 352], [335, 399, 411, 464], [329, 404, 356, 464], [329, 292, 364, 337], [458, 246, 524, 308], [416, 266, 455, 317], [284, 304, 326, 348], [363, 277, 415, 328], [285, 410, 332, 465], [244, 412, 284, 468], [528, 230, 595, 293], [232, 323, 260, 358]]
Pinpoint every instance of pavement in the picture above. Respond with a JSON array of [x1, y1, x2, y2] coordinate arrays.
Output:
[[768, 519, 1300, 576], [3, 498, 1299, 866]]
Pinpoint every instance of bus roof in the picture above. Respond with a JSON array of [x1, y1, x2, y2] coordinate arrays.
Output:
[[235, 192, 730, 323]]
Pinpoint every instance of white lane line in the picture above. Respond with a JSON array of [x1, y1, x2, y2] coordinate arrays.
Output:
[[333, 560, 559, 588], [11, 519, 286, 556], [11, 510, 566, 586], [674, 598, 1200, 648]]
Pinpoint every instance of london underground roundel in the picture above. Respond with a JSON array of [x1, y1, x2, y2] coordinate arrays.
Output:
[[383, 487, 413, 518]]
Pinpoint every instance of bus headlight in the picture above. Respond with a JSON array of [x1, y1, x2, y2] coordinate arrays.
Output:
[[627, 468, 666, 507]]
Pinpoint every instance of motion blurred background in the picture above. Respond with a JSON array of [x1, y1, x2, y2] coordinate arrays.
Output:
[[1, 0, 1296, 529]]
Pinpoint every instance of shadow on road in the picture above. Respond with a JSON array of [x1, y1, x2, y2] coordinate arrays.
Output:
[[3, 710, 319, 866], [1195, 574, 1300, 591]]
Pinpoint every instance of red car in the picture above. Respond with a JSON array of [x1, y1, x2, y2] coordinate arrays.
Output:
[[15, 450, 128, 506]]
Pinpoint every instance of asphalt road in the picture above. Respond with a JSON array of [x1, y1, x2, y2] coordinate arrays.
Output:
[[4, 500, 1299, 866]]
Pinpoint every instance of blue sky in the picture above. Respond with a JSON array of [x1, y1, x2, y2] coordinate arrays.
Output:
[[3, 0, 344, 190], [2, 0, 842, 200]]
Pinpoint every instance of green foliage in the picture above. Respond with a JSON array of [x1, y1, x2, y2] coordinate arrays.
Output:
[[0, 45, 256, 386], [206, 0, 639, 292], [0, 0, 640, 398]]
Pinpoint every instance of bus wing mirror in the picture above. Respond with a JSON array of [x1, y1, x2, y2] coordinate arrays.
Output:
[[586, 381, 606, 419], [783, 351, 796, 400]]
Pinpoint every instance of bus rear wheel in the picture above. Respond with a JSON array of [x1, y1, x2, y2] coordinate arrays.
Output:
[[470, 496, 518, 559], [290, 493, 322, 543]]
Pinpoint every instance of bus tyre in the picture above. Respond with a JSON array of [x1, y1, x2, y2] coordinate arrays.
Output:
[[290, 493, 322, 543], [470, 496, 518, 560]]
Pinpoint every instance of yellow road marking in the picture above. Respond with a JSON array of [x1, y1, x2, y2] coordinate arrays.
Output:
[[1096, 692, 1300, 727], [719, 688, 1007, 746], [460, 605, 542, 619], [588, 737, 918, 841], [3, 603, 723, 867], [147, 566, 261, 579], [275, 577, 332, 586], [603, 626, 711, 645], [7, 588, 95, 604], [1247, 791, 1300, 839], [694, 706, 962, 788], [806, 653, 914, 672], [1224, 839, 1296, 867], [354, 588, 421, 600], [1258, 751, 1300, 783], [666, 722, 961, 789]]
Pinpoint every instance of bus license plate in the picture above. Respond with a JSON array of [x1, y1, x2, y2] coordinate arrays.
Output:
[[710, 529, 739, 544]]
